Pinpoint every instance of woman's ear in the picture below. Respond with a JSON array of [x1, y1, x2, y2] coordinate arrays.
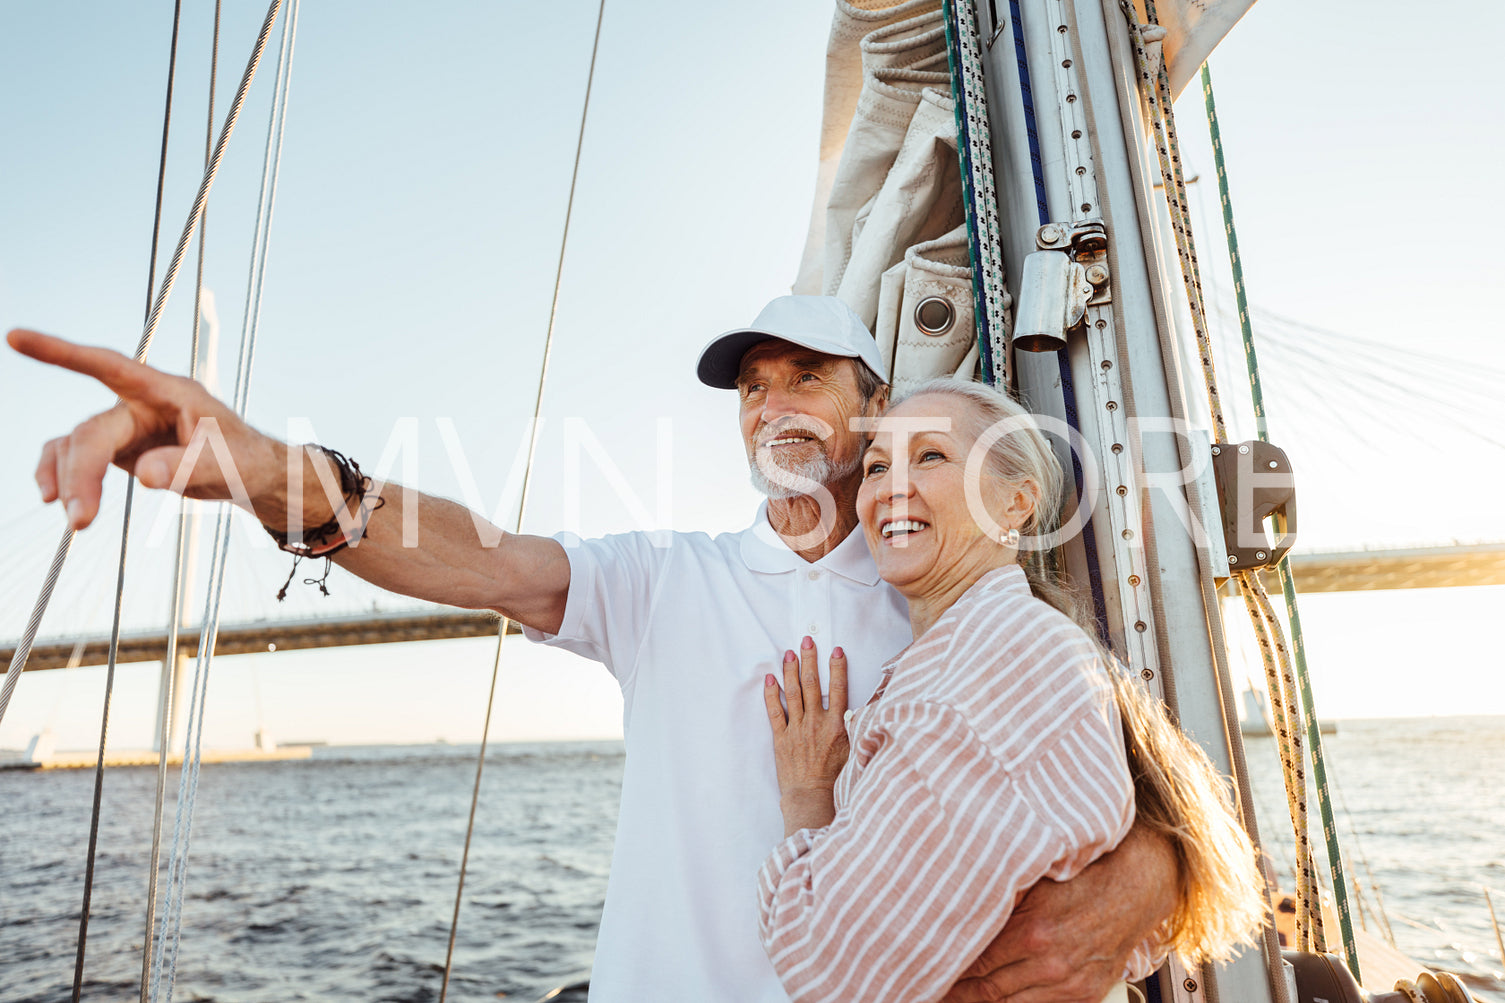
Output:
[[999, 477, 1039, 532]]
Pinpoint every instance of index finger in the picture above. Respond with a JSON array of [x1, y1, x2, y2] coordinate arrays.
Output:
[[7, 329, 166, 403]]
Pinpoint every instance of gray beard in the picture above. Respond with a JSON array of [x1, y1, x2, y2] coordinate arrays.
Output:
[[748, 449, 860, 500]]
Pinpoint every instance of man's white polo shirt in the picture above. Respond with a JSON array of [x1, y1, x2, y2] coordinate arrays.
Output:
[[525, 505, 912, 1002]]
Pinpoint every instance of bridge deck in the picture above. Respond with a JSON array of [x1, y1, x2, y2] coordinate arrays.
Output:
[[6, 544, 1503, 673]]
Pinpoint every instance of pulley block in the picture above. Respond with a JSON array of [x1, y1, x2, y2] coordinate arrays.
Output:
[[1211, 439, 1296, 571]]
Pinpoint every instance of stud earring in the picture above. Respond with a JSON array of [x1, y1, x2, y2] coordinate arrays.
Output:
[[1001, 527, 1020, 548]]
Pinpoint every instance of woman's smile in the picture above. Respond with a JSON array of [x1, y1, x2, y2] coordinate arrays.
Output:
[[878, 517, 931, 542]]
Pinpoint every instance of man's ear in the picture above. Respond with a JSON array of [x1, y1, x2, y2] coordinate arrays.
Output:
[[859, 386, 891, 440]]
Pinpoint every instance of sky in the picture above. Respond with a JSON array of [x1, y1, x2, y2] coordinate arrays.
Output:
[[1, 0, 1502, 752]]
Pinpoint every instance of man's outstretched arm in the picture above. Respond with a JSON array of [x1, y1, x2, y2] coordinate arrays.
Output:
[[942, 823, 1178, 1003], [8, 328, 570, 632]]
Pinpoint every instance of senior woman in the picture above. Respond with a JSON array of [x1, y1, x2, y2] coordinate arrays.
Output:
[[757, 378, 1264, 1003]]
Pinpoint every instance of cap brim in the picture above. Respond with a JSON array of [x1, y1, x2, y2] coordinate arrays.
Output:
[[696, 330, 787, 389], [696, 329, 876, 389]]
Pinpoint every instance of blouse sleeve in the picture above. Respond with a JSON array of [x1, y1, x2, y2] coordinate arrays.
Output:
[[756, 679, 1135, 1002]]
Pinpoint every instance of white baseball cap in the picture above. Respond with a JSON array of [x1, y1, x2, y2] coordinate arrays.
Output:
[[695, 295, 889, 389]]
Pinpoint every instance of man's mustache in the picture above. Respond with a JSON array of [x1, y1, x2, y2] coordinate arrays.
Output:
[[754, 416, 833, 449]]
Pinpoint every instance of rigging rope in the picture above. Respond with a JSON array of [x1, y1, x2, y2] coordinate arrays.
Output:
[[941, 0, 1010, 386], [151, 4, 299, 1000], [0, 0, 285, 734], [74, 6, 185, 997], [141, 3, 220, 1000], [437, 0, 608, 997], [1201, 61, 1358, 975], [1119, 0, 1226, 441], [1241, 578, 1325, 952], [1114, 0, 1348, 977]]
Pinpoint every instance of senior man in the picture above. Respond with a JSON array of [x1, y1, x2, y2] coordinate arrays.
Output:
[[9, 295, 1175, 1003]]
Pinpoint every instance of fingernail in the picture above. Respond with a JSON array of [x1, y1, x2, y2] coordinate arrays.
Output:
[[765, 674, 777, 687], [801, 636, 813, 650], [784, 650, 795, 663], [66, 498, 83, 526], [833, 647, 845, 659]]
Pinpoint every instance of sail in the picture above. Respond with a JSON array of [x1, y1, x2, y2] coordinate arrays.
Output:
[[1130, 0, 1259, 99], [793, 0, 985, 394]]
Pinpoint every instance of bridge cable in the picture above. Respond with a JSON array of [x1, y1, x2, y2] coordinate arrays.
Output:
[[150, 3, 300, 1000], [71, 4, 184, 998], [437, 0, 609, 997], [140, 3, 220, 1000]]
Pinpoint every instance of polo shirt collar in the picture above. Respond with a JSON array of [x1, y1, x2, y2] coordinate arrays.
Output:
[[739, 502, 883, 586]]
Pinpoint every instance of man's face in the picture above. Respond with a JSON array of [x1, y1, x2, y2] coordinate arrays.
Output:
[[735, 340, 875, 499]]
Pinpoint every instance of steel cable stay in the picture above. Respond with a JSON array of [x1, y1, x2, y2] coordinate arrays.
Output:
[[72, 3, 187, 998], [151, 2, 300, 999], [1239, 332, 1505, 444], [0, 0, 286, 730], [436, 0, 608, 997], [1256, 364, 1466, 465], [0, 0, 287, 997], [1239, 337, 1505, 414], [141, 2, 222, 1000], [1206, 301, 1505, 447], [1200, 297, 1505, 455]]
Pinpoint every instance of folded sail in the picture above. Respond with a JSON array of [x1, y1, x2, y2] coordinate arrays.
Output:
[[793, 0, 980, 391], [1131, 0, 1258, 99]]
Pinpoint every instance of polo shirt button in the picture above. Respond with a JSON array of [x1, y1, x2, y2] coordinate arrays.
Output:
[[844, 709, 855, 725], [808, 624, 819, 635], [807, 570, 821, 580]]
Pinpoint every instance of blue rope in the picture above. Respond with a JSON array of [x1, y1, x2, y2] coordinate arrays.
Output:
[[1007, 0, 1050, 225], [1004, 0, 1111, 640]]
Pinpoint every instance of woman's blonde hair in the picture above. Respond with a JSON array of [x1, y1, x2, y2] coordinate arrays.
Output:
[[896, 378, 1267, 965]]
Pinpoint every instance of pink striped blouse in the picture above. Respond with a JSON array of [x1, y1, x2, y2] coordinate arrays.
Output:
[[757, 565, 1161, 1002]]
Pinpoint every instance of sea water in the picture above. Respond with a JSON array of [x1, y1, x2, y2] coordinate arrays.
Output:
[[2, 720, 1502, 1002]]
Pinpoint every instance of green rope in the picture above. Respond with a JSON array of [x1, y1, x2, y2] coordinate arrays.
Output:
[[1202, 61, 1360, 981]]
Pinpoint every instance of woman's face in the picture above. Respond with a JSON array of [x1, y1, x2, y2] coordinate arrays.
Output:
[[856, 393, 1031, 598]]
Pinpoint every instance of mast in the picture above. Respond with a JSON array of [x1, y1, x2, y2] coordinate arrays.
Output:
[[977, 2, 1281, 1000]]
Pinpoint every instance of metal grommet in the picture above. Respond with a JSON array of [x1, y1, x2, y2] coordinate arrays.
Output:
[[914, 296, 955, 336]]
